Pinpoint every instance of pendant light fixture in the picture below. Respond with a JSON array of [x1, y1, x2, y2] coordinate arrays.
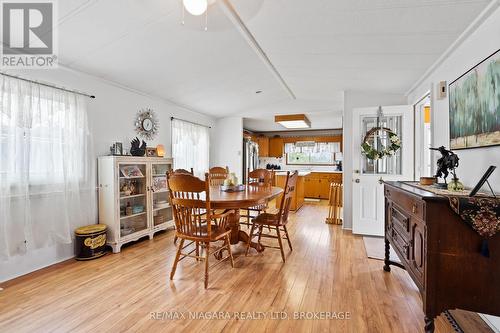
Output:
[[183, 0, 208, 16], [181, 0, 210, 31]]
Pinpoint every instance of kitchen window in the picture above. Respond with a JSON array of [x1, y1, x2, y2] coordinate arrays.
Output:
[[285, 142, 340, 165]]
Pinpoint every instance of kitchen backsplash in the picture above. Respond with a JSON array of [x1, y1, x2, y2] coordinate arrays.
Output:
[[258, 157, 342, 172]]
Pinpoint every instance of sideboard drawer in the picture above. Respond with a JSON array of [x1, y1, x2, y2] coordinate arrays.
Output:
[[389, 225, 410, 262], [385, 186, 425, 220], [390, 204, 410, 236]]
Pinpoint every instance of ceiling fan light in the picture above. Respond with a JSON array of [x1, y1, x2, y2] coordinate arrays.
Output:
[[183, 0, 208, 16]]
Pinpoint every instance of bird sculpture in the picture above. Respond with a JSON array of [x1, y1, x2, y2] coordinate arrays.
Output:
[[130, 137, 147, 156]]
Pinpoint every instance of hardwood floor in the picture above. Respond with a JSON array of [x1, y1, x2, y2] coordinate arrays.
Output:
[[0, 203, 491, 333]]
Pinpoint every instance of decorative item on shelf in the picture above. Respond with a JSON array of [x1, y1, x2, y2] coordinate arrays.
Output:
[[146, 147, 157, 157], [121, 227, 135, 236], [110, 142, 123, 156], [120, 180, 137, 196], [360, 106, 401, 160], [419, 176, 437, 186], [430, 146, 460, 189], [125, 202, 132, 216], [156, 144, 165, 157], [152, 176, 167, 191], [154, 200, 169, 210], [154, 215, 167, 225], [134, 108, 159, 140], [120, 165, 143, 178], [447, 178, 464, 191], [130, 137, 147, 156], [132, 205, 144, 214]]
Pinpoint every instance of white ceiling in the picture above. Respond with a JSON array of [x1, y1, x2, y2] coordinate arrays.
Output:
[[53, 0, 490, 130]]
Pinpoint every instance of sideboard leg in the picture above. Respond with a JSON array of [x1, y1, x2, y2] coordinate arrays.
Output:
[[424, 316, 435, 333], [383, 238, 391, 272]]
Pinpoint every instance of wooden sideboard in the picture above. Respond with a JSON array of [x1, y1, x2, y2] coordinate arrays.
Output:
[[383, 181, 500, 333]]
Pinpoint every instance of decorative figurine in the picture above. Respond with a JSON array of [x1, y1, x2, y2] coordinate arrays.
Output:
[[130, 137, 147, 156], [430, 146, 462, 190]]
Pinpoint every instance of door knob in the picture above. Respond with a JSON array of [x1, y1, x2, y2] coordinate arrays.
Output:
[[355, 179, 360, 183]]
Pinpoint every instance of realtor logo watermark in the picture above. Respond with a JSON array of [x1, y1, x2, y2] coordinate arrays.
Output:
[[1, 0, 57, 68]]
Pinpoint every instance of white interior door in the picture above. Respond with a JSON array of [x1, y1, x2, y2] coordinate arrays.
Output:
[[352, 105, 414, 236]]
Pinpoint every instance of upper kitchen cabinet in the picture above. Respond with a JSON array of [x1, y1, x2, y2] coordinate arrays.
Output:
[[269, 137, 284, 157], [256, 136, 269, 157]]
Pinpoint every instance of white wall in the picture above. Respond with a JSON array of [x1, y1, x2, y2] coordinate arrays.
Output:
[[407, 4, 500, 193], [343, 91, 407, 230], [0, 66, 215, 282], [407, 5, 500, 330], [210, 117, 243, 182]]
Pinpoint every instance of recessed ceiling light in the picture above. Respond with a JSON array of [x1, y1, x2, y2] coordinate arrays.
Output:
[[275, 114, 311, 129]]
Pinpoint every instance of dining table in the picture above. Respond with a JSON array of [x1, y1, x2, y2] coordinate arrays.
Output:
[[209, 185, 283, 253]]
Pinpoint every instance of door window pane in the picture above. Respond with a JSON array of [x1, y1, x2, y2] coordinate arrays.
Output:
[[361, 115, 402, 175]]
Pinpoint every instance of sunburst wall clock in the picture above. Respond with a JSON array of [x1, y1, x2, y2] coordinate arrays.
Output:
[[134, 108, 159, 141]]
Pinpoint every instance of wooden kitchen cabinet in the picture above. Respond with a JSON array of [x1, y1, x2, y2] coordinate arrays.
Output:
[[304, 178, 316, 197], [275, 173, 305, 211], [269, 137, 284, 157], [256, 136, 269, 157], [304, 172, 342, 199]]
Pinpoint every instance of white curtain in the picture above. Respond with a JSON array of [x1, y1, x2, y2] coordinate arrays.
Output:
[[171, 119, 209, 177], [0, 75, 96, 260]]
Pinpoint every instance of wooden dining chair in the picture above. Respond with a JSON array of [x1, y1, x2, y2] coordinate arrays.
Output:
[[167, 172, 234, 289], [173, 168, 194, 175], [241, 168, 274, 229], [170, 168, 194, 245], [246, 171, 298, 262], [208, 166, 229, 186]]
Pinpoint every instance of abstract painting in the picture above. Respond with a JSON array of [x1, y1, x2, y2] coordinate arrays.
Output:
[[449, 49, 500, 149]]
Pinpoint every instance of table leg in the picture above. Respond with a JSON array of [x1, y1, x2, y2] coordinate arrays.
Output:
[[225, 209, 265, 253], [238, 229, 264, 253]]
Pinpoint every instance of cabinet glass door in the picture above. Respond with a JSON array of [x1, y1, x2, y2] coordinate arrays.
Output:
[[151, 162, 173, 228], [118, 163, 149, 238]]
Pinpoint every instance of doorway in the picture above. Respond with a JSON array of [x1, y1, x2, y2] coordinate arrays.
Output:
[[352, 105, 414, 236], [414, 94, 432, 179]]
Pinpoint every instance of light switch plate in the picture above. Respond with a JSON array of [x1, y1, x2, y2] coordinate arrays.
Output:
[[437, 81, 447, 99]]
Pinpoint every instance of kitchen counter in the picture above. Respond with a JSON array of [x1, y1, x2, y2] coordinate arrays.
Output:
[[274, 169, 342, 175], [274, 171, 311, 177]]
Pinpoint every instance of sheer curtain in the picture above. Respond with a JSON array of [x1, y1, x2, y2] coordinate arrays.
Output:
[[0, 75, 96, 260], [171, 119, 209, 177]]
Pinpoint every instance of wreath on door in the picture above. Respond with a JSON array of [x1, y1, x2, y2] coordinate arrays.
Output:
[[361, 127, 401, 160]]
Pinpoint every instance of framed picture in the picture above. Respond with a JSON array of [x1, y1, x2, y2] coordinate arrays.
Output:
[[110, 142, 123, 156], [146, 147, 157, 157], [449, 49, 500, 150], [115, 142, 123, 155]]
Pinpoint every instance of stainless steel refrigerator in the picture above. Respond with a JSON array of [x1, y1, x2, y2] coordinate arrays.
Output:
[[243, 139, 259, 183]]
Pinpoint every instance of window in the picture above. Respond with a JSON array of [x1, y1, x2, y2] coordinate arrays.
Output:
[[171, 119, 210, 177], [286, 142, 340, 165], [361, 115, 402, 175], [0, 75, 96, 259]]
